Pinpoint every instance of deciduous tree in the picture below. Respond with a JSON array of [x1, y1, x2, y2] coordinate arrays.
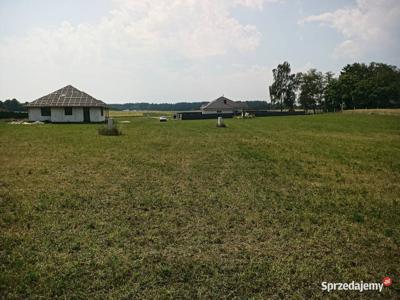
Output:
[[269, 62, 297, 111]]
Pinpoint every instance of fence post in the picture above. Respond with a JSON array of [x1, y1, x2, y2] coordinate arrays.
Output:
[[107, 118, 114, 130]]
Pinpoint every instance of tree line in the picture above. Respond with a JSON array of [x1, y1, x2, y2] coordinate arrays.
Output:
[[110, 101, 269, 111], [269, 62, 400, 112], [0, 99, 269, 112], [0, 99, 26, 112], [4, 61, 400, 114]]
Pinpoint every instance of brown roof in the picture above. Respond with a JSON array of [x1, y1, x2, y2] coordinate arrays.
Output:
[[201, 96, 248, 111], [26, 85, 107, 108]]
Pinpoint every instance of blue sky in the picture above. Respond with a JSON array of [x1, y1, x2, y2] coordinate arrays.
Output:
[[1, 0, 399, 103]]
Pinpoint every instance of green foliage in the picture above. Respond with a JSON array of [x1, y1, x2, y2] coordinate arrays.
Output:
[[0, 98, 27, 112], [269, 61, 297, 111], [298, 63, 400, 111], [0, 111, 28, 119], [324, 77, 342, 112], [1, 115, 399, 298], [338, 62, 400, 109], [271, 61, 400, 112], [297, 69, 325, 113]]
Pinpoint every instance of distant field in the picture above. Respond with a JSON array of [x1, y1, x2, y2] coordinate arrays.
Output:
[[343, 108, 400, 116], [1, 114, 399, 299], [109, 110, 174, 118]]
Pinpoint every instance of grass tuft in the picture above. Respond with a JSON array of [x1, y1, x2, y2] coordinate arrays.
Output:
[[352, 212, 365, 223], [98, 125, 122, 136]]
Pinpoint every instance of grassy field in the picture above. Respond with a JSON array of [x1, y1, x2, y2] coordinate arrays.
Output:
[[343, 108, 400, 116], [1, 113, 399, 299]]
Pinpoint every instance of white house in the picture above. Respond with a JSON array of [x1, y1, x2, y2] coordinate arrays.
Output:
[[26, 85, 108, 123], [200, 96, 248, 114]]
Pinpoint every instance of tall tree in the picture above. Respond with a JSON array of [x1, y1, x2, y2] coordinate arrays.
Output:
[[297, 69, 324, 113], [336, 62, 400, 109], [269, 62, 297, 111], [324, 76, 343, 112]]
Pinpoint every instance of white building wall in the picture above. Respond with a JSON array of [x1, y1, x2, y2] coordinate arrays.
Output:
[[28, 107, 105, 122], [28, 108, 51, 122], [51, 107, 84, 123], [89, 107, 105, 122]]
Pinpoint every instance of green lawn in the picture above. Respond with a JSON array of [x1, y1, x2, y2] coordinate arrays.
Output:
[[1, 114, 399, 299]]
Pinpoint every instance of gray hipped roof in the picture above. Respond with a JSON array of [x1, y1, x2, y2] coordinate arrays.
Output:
[[26, 85, 107, 108], [201, 96, 248, 110]]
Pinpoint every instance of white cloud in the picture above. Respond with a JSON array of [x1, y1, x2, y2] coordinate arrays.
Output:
[[301, 0, 400, 59], [333, 40, 361, 59], [234, 0, 281, 10], [0, 0, 266, 61], [0, 0, 278, 101], [293, 61, 313, 73], [107, 0, 263, 57]]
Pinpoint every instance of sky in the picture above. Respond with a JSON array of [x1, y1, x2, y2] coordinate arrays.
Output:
[[0, 0, 399, 103]]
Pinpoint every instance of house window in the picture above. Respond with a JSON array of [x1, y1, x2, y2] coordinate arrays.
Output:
[[64, 107, 72, 115], [217, 110, 222, 113], [41, 107, 51, 116], [223, 99, 227, 104], [100, 107, 104, 116]]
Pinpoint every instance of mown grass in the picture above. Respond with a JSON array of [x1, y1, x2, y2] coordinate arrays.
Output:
[[0, 113, 399, 299]]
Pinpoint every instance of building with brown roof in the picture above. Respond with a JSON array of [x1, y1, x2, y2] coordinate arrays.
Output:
[[26, 85, 108, 123], [200, 96, 248, 115]]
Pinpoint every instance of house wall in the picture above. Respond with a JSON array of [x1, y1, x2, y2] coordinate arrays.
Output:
[[28, 108, 51, 122], [89, 107, 105, 122], [28, 107, 106, 123], [176, 111, 235, 120], [202, 109, 234, 115], [51, 107, 84, 123]]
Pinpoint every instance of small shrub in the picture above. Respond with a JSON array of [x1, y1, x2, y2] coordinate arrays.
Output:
[[98, 126, 122, 136]]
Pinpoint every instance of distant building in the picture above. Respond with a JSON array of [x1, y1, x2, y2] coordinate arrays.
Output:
[[200, 96, 248, 115], [26, 85, 108, 123]]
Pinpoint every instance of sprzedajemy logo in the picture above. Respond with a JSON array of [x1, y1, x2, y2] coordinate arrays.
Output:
[[322, 277, 393, 293]]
